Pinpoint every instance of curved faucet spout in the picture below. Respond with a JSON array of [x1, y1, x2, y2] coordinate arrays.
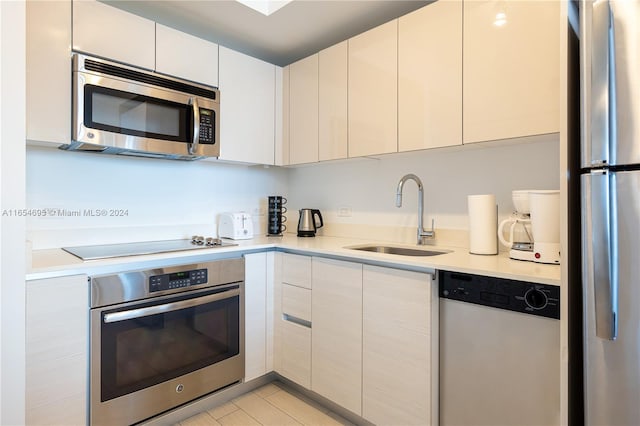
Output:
[[395, 174, 435, 245]]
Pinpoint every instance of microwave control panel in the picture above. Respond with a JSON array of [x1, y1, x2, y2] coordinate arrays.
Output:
[[149, 268, 208, 292], [198, 108, 215, 144]]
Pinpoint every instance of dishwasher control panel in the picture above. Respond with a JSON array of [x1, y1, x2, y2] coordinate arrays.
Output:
[[439, 271, 560, 319]]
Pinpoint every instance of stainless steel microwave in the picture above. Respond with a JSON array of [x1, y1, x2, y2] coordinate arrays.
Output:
[[62, 54, 219, 160]]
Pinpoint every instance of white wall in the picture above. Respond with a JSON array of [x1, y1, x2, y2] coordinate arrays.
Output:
[[27, 136, 558, 249], [287, 136, 559, 242], [26, 147, 288, 248], [0, 1, 26, 424]]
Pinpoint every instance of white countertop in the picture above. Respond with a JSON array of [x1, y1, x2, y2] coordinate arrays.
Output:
[[27, 235, 561, 286]]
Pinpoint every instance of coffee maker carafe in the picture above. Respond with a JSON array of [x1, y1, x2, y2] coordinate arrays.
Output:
[[499, 190, 534, 261], [499, 190, 560, 264]]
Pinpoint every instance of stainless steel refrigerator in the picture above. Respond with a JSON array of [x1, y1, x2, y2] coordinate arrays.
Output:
[[580, 1, 640, 424]]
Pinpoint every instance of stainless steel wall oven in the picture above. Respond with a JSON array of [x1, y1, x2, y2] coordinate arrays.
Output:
[[90, 258, 244, 425]]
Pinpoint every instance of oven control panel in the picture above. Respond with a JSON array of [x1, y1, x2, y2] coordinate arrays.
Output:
[[149, 268, 208, 292]]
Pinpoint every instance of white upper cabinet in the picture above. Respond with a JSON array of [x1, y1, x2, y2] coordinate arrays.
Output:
[[27, 0, 71, 145], [289, 54, 319, 164], [348, 20, 398, 157], [156, 24, 219, 87], [463, 0, 560, 143], [398, 1, 462, 151], [275, 66, 289, 166], [72, 0, 155, 70], [219, 46, 276, 165], [318, 41, 348, 161]]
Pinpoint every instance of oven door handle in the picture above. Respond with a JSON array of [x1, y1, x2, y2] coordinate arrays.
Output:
[[103, 288, 240, 324]]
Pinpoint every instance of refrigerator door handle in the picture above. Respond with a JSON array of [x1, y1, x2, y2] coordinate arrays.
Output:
[[583, 171, 618, 340], [580, 0, 611, 168]]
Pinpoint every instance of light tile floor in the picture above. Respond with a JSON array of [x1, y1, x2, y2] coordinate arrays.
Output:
[[177, 382, 354, 426]]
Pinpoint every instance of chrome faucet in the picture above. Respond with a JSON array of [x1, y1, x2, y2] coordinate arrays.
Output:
[[396, 174, 435, 245]]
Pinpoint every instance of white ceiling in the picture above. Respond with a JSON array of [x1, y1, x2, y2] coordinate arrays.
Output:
[[102, 0, 431, 66]]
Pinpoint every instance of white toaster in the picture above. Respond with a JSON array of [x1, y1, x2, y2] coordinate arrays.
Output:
[[218, 212, 254, 240]]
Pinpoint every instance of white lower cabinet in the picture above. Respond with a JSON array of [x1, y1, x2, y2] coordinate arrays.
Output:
[[273, 252, 437, 424], [244, 252, 270, 381], [25, 275, 88, 425], [275, 253, 312, 388], [362, 265, 437, 426], [311, 257, 363, 415]]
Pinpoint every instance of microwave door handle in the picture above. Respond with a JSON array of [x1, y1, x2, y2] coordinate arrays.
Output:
[[103, 287, 240, 324], [188, 97, 200, 156]]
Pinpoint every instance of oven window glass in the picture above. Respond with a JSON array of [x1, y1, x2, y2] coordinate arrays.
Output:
[[85, 85, 191, 142], [100, 290, 240, 402]]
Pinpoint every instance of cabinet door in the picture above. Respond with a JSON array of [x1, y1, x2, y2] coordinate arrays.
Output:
[[289, 54, 319, 164], [311, 257, 362, 415], [26, 275, 88, 425], [319, 41, 348, 161], [244, 253, 267, 381], [279, 319, 312, 389], [219, 46, 276, 165], [348, 20, 398, 157], [398, 2, 462, 151], [72, 0, 155, 70], [26, 0, 71, 145], [282, 253, 312, 289], [156, 24, 219, 86], [463, 1, 560, 143], [362, 266, 437, 426]]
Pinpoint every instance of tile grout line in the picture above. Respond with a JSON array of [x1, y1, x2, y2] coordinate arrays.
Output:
[[253, 389, 304, 426]]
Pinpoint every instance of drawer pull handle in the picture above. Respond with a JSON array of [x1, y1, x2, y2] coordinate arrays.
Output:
[[282, 313, 311, 328]]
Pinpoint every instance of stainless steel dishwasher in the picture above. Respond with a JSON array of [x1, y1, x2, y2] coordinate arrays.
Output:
[[439, 271, 560, 426]]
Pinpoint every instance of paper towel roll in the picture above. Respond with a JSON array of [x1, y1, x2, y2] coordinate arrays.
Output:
[[468, 194, 498, 255]]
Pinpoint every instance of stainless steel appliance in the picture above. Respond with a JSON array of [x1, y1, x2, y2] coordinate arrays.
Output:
[[439, 271, 560, 425], [580, 2, 640, 424], [297, 208, 323, 237], [62, 54, 220, 160], [90, 258, 244, 425], [62, 237, 235, 260]]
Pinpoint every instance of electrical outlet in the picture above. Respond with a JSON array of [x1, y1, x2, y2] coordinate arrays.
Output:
[[337, 207, 352, 217]]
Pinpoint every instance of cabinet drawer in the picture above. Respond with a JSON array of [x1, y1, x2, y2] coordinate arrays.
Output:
[[282, 283, 312, 322], [279, 319, 312, 388], [282, 253, 312, 289]]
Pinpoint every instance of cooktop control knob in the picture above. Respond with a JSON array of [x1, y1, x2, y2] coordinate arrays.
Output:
[[524, 288, 548, 310], [191, 235, 205, 245], [205, 237, 223, 246]]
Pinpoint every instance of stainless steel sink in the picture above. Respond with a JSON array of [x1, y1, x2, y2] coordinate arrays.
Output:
[[345, 245, 452, 257]]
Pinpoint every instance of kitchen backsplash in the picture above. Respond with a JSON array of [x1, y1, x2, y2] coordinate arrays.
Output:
[[286, 135, 560, 245], [26, 146, 288, 249], [27, 135, 558, 249]]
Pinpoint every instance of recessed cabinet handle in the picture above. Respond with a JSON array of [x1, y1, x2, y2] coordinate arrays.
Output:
[[282, 313, 312, 329]]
